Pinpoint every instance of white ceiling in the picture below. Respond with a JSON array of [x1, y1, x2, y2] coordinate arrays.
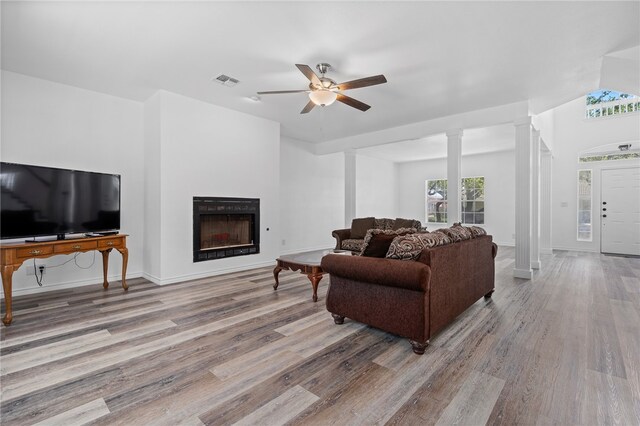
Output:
[[358, 124, 515, 163], [2, 1, 639, 144]]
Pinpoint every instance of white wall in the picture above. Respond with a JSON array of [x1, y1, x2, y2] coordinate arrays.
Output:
[[356, 154, 398, 219], [0, 71, 144, 295], [143, 92, 162, 280], [279, 137, 344, 253], [144, 91, 280, 284], [551, 97, 640, 251], [396, 150, 516, 245]]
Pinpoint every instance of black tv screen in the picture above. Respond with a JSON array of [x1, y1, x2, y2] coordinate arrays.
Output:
[[0, 162, 121, 240]]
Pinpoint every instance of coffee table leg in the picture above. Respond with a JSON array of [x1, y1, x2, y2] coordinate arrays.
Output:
[[273, 265, 283, 290], [307, 273, 323, 302]]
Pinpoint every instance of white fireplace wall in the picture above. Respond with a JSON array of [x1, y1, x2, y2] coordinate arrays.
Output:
[[144, 90, 280, 284]]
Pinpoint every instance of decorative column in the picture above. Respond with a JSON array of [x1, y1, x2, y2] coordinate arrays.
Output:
[[514, 117, 532, 279], [344, 149, 357, 227], [446, 129, 463, 226], [540, 149, 553, 255], [531, 129, 541, 270]]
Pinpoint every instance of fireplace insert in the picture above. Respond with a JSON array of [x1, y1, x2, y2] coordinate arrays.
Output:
[[193, 197, 259, 262]]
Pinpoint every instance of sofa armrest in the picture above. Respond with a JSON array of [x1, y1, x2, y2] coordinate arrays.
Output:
[[331, 228, 352, 250], [321, 254, 431, 292], [492, 242, 498, 259]]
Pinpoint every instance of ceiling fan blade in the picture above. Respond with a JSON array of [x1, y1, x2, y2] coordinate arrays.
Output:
[[295, 64, 321, 86], [336, 93, 371, 112], [337, 74, 387, 91], [300, 100, 316, 114], [257, 89, 309, 95]]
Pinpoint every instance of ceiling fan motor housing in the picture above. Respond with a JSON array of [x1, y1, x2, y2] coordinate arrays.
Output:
[[316, 63, 332, 75]]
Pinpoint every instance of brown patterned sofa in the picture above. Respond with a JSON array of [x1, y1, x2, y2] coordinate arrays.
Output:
[[321, 232, 497, 354], [332, 217, 423, 252]]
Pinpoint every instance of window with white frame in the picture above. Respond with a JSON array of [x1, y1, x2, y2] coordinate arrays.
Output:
[[426, 179, 448, 224], [425, 177, 485, 224], [461, 177, 485, 224], [585, 89, 639, 119], [577, 169, 592, 241]]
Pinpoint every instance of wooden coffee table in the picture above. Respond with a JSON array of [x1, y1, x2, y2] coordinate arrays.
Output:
[[273, 249, 351, 302]]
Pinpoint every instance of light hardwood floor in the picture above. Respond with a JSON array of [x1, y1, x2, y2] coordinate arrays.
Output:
[[1, 247, 639, 425]]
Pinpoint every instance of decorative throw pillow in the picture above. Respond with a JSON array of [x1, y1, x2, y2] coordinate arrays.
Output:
[[466, 225, 487, 238], [436, 227, 461, 242], [451, 223, 473, 240], [425, 231, 453, 247], [385, 231, 453, 260], [350, 217, 375, 239], [359, 227, 417, 257], [392, 217, 420, 231]]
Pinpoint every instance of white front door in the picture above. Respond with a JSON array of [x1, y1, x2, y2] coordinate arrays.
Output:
[[601, 167, 640, 255]]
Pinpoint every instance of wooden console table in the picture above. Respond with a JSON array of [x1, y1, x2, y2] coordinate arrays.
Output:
[[0, 234, 128, 326]]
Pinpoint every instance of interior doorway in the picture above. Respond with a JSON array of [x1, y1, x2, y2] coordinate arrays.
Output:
[[601, 167, 640, 256]]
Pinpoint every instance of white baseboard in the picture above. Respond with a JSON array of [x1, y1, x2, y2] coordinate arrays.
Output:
[[151, 260, 278, 286], [541, 248, 554, 255], [513, 268, 533, 279], [142, 272, 162, 285], [1, 271, 144, 299], [551, 245, 600, 253], [531, 260, 541, 269], [494, 241, 515, 247], [279, 246, 334, 256]]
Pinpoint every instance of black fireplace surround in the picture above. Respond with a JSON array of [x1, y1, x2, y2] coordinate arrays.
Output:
[[193, 197, 260, 262]]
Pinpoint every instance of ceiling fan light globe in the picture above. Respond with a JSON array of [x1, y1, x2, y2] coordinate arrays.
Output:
[[309, 90, 337, 106]]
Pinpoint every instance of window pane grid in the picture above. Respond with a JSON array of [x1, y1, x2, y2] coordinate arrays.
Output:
[[577, 169, 592, 241], [426, 177, 484, 225]]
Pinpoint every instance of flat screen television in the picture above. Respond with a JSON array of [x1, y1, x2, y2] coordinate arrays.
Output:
[[0, 162, 121, 240]]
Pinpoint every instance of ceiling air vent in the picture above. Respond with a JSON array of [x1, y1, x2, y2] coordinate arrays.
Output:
[[212, 74, 239, 87]]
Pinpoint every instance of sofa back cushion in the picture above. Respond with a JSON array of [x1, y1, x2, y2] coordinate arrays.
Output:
[[392, 217, 422, 231], [385, 231, 452, 260], [359, 228, 417, 257], [373, 218, 394, 231], [350, 217, 375, 239]]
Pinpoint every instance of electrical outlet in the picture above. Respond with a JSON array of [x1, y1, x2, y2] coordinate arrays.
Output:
[[281, 239, 286, 246], [27, 264, 46, 276]]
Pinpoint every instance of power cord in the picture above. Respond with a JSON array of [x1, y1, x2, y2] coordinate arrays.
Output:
[[32, 260, 44, 287], [31, 251, 97, 286]]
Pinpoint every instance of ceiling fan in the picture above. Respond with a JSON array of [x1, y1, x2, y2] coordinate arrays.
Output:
[[257, 63, 387, 114]]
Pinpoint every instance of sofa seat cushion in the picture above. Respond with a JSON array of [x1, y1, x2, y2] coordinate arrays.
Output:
[[359, 227, 417, 257], [386, 232, 452, 260], [341, 239, 365, 252]]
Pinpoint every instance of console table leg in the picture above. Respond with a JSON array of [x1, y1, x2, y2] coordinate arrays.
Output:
[[117, 247, 129, 291], [1, 265, 15, 326], [101, 249, 112, 289], [273, 265, 283, 290], [307, 273, 323, 302]]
